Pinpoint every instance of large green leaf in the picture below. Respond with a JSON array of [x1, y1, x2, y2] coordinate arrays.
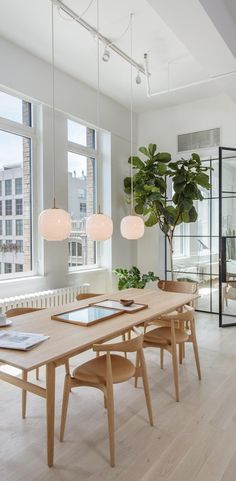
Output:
[[135, 203, 144, 214], [139, 146, 149, 156], [192, 153, 200, 162], [128, 156, 145, 169], [145, 212, 158, 227], [156, 152, 171, 162], [148, 143, 157, 156], [195, 173, 211, 189]]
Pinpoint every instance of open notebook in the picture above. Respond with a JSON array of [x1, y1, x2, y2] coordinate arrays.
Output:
[[0, 331, 49, 351]]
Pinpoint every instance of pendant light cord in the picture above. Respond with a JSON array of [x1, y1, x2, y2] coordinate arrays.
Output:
[[97, 0, 101, 214], [51, 1, 56, 208], [130, 13, 134, 214]]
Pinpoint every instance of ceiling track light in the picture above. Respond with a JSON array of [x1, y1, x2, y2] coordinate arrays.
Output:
[[53, 0, 148, 76], [102, 46, 110, 62], [136, 71, 142, 85]]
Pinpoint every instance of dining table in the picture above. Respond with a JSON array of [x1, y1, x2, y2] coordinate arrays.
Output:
[[0, 287, 197, 467]]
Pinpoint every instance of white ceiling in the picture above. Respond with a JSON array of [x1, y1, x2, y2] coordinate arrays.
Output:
[[0, 0, 222, 112]]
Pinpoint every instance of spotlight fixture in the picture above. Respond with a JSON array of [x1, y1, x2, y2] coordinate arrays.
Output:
[[102, 46, 110, 62], [136, 71, 142, 84]]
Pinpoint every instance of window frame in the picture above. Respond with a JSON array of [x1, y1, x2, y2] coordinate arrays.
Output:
[[0, 87, 38, 281], [67, 117, 100, 272]]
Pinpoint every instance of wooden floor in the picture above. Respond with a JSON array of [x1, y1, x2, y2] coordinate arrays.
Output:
[[1, 312, 236, 481]]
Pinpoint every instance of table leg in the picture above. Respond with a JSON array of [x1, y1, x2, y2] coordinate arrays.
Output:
[[46, 362, 56, 467]]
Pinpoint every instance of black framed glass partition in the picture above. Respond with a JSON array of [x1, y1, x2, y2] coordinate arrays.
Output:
[[165, 146, 236, 326], [165, 155, 219, 314], [219, 147, 236, 326]]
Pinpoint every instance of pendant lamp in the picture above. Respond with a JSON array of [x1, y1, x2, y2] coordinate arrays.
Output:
[[38, 1, 71, 241], [120, 14, 144, 240], [85, 0, 113, 241]]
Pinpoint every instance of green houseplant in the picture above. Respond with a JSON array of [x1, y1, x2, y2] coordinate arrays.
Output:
[[124, 144, 212, 279], [113, 266, 159, 290]]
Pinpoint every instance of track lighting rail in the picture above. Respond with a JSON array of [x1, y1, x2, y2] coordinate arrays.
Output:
[[53, 0, 148, 76]]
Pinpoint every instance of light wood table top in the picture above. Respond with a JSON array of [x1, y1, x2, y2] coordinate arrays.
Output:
[[0, 288, 195, 371]]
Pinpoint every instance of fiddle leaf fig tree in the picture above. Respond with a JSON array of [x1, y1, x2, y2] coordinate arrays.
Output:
[[124, 144, 212, 279]]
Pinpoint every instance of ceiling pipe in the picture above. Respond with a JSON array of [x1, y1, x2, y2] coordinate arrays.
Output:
[[53, 0, 149, 76], [144, 52, 236, 97]]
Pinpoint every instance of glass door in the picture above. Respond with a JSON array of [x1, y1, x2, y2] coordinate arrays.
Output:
[[219, 147, 236, 326]]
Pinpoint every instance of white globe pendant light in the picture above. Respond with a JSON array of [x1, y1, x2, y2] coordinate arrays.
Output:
[[85, 0, 113, 241], [120, 14, 144, 240], [120, 215, 144, 240], [38, 1, 71, 241]]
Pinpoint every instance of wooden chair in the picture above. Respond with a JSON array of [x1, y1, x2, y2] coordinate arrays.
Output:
[[5, 307, 44, 418], [136, 305, 201, 402], [60, 327, 154, 467], [158, 280, 198, 304]]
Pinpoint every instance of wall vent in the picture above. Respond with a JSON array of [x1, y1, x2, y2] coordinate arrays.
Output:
[[177, 128, 220, 152]]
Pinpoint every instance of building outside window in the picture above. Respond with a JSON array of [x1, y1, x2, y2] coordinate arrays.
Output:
[[0, 200, 2, 216], [15, 198, 23, 215], [5, 199, 12, 216], [4, 263, 12, 274], [16, 239, 23, 252], [16, 219, 23, 236], [15, 263, 23, 272], [67, 119, 97, 270], [5, 179, 12, 196], [0, 89, 34, 278], [5, 220, 12, 235], [15, 177, 22, 195]]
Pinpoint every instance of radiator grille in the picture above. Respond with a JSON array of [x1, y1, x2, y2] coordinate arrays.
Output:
[[178, 128, 220, 152], [0, 284, 90, 313]]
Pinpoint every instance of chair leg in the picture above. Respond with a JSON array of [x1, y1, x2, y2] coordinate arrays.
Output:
[[139, 350, 154, 426], [35, 367, 39, 380], [22, 370, 27, 419], [122, 333, 127, 358], [190, 319, 202, 380], [179, 344, 183, 365], [160, 348, 164, 369], [106, 378, 115, 467], [60, 374, 71, 442], [171, 324, 180, 402], [64, 359, 71, 392], [134, 351, 140, 388]]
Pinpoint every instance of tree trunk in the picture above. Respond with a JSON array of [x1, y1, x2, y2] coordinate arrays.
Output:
[[167, 234, 174, 281]]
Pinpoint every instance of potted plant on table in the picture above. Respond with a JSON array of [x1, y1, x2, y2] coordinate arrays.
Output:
[[113, 266, 159, 290]]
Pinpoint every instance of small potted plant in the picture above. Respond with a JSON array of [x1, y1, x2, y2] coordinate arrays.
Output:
[[113, 266, 159, 290]]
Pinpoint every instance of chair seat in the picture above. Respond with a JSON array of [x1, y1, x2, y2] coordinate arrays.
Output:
[[73, 354, 136, 385], [144, 326, 189, 345]]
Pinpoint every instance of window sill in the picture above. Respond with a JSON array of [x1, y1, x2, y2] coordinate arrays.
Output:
[[67, 267, 107, 276], [0, 275, 44, 286]]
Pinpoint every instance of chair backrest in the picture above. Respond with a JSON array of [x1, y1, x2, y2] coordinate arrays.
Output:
[[6, 307, 43, 318], [76, 293, 102, 301], [160, 304, 195, 322], [158, 280, 198, 295], [93, 327, 143, 354]]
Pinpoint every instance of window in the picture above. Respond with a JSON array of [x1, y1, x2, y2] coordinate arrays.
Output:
[[0, 220, 2, 235], [0, 200, 2, 216], [0, 89, 33, 278], [15, 177, 23, 195], [0, 181, 2, 196], [5, 220, 12, 235], [15, 264, 23, 272], [16, 219, 23, 236], [67, 119, 97, 270], [5, 199, 12, 216], [0, 90, 32, 126], [4, 263, 12, 274], [5, 179, 12, 196], [15, 199, 23, 215], [16, 240, 23, 252], [68, 120, 95, 148], [80, 202, 86, 215]]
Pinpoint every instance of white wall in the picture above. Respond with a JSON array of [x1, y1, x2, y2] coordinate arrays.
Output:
[[0, 36, 138, 297], [137, 93, 236, 277]]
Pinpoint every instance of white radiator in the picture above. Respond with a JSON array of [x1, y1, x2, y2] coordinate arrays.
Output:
[[0, 284, 90, 314]]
